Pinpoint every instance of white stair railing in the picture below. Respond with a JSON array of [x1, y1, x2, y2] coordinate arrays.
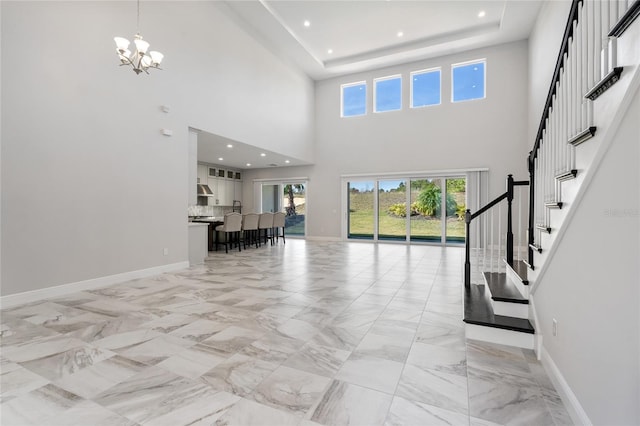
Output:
[[528, 0, 636, 264], [465, 176, 529, 286]]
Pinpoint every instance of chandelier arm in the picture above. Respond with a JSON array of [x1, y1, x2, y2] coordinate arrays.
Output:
[[118, 53, 136, 68]]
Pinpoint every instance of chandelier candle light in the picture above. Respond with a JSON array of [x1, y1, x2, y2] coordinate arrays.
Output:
[[114, 0, 163, 74]]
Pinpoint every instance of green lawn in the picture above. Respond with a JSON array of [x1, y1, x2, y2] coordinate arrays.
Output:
[[349, 190, 465, 241], [349, 211, 465, 240]]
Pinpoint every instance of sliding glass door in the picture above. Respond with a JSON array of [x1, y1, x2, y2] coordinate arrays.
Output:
[[282, 183, 305, 237], [410, 178, 442, 242], [348, 181, 375, 239], [345, 175, 466, 245], [378, 179, 406, 241], [445, 178, 466, 243], [258, 180, 307, 238]]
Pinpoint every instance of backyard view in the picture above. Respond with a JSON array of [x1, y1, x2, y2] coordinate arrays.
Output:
[[348, 178, 465, 243], [283, 184, 305, 236]]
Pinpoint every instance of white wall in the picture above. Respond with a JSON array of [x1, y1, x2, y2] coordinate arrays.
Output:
[[308, 41, 529, 238], [0, 1, 314, 296], [534, 91, 639, 425]]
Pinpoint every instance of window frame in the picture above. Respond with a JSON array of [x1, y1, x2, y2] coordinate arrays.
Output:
[[373, 74, 402, 113], [340, 81, 367, 118], [410, 67, 442, 108], [451, 59, 487, 103]]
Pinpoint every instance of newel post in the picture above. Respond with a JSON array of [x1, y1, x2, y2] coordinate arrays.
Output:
[[527, 153, 535, 268], [506, 174, 514, 266], [464, 209, 471, 289]]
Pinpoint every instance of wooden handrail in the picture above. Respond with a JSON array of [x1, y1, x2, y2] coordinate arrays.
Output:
[[529, 0, 581, 163], [608, 0, 640, 37]]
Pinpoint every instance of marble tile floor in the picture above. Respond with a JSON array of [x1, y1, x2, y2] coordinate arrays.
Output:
[[0, 240, 572, 426]]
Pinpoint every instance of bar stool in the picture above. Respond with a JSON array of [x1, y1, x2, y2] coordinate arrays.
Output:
[[258, 212, 274, 246], [215, 212, 242, 253], [273, 211, 286, 244], [242, 213, 259, 249]]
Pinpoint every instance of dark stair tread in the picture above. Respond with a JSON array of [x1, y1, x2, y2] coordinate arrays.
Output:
[[483, 272, 528, 304], [508, 259, 530, 285], [463, 285, 535, 334]]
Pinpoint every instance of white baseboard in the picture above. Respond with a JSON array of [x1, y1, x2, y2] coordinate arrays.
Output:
[[0, 261, 189, 309], [541, 347, 592, 426], [305, 236, 342, 242]]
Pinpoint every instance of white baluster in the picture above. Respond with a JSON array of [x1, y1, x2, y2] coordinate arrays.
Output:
[[483, 210, 487, 273], [601, 1, 609, 78], [516, 187, 523, 260], [576, 11, 582, 132], [490, 209, 494, 272], [609, 37, 618, 69], [498, 203, 502, 272], [595, 0, 602, 82], [582, 2, 588, 128], [586, 0, 594, 88], [610, 0, 617, 31]]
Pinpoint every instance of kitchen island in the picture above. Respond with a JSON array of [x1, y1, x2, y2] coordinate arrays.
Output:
[[190, 217, 224, 251], [188, 222, 209, 264]]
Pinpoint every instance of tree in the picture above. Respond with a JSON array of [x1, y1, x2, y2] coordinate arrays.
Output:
[[446, 178, 465, 193], [284, 184, 304, 216]]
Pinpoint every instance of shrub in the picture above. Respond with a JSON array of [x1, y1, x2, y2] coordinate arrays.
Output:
[[415, 185, 458, 217], [388, 203, 407, 217]]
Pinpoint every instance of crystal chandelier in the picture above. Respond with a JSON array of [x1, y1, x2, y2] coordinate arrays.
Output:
[[114, 0, 163, 75]]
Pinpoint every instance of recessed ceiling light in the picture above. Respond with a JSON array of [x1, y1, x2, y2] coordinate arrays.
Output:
[[285, 160, 290, 164], [260, 153, 266, 157], [397, 31, 404, 37], [327, 49, 333, 54], [246, 163, 251, 167], [478, 10, 486, 18], [226, 144, 233, 148], [218, 157, 223, 161], [303, 20, 310, 27]]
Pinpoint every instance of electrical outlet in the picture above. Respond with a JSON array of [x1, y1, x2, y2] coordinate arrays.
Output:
[[552, 318, 558, 336], [163, 248, 169, 256]]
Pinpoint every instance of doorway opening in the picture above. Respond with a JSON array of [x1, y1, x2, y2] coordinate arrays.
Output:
[[257, 180, 307, 238]]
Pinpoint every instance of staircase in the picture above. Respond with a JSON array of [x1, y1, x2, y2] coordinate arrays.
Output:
[[463, 0, 640, 350]]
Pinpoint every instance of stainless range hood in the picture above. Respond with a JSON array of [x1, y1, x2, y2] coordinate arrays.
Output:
[[197, 184, 214, 197]]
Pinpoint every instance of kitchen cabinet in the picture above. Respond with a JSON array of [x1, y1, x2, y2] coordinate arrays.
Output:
[[234, 181, 242, 203], [220, 179, 234, 206], [198, 163, 242, 206], [207, 177, 218, 206], [197, 164, 207, 185]]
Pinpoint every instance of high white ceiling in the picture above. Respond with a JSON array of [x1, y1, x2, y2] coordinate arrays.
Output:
[[224, 0, 543, 80], [200, 0, 543, 168]]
